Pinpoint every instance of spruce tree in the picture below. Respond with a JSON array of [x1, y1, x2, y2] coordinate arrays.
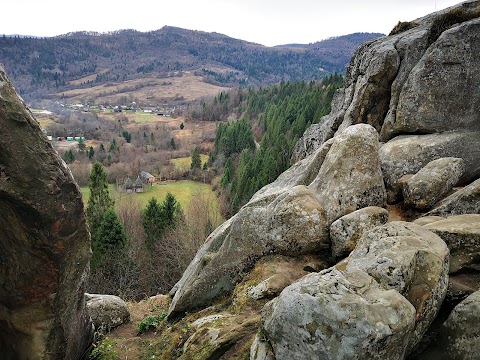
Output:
[[191, 146, 202, 170], [93, 208, 126, 267], [86, 162, 114, 266]]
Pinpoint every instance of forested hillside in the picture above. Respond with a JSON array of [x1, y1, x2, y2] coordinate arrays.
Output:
[[196, 74, 344, 217], [0, 28, 381, 103]]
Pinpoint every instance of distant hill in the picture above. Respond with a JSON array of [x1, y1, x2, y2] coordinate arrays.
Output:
[[0, 27, 383, 104]]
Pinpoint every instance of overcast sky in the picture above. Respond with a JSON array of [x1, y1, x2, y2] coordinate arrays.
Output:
[[3, 0, 463, 46]]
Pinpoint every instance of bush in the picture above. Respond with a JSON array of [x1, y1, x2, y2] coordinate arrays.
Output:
[[389, 21, 418, 36], [427, 8, 480, 45], [136, 312, 167, 334], [89, 337, 117, 360]]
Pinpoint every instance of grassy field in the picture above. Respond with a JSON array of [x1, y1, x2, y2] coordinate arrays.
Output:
[[170, 154, 209, 172], [80, 180, 218, 211]]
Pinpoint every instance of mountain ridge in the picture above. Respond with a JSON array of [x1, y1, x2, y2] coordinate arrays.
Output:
[[0, 27, 383, 105]]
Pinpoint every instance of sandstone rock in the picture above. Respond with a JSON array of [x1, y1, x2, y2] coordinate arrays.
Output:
[[330, 206, 389, 259], [344, 222, 450, 351], [250, 334, 274, 360], [388, 18, 480, 137], [402, 157, 465, 209], [169, 124, 386, 316], [0, 66, 93, 358], [412, 216, 445, 226], [246, 274, 292, 301], [261, 268, 416, 360], [261, 222, 449, 359], [309, 124, 387, 223], [379, 132, 480, 203], [421, 290, 480, 360], [85, 293, 130, 331], [427, 178, 480, 216], [423, 215, 480, 273]]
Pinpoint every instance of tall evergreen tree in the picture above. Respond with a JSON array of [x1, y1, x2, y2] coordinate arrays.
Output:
[[86, 161, 114, 266], [93, 208, 127, 266], [191, 146, 202, 170]]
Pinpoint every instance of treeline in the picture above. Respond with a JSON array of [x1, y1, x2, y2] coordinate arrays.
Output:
[[203, 74, 344, 217]]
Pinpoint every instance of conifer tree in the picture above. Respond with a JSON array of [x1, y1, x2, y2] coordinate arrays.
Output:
[[93, 208, 126, 266], [86, 162, 114, 266], [191, 146, 202, 170]]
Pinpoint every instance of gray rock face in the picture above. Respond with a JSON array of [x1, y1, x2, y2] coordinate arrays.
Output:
[[261, 222, 449, 359], [330, 206, 389, 259], [422, 290, 480, 360], [402, 157, 465, 209], [423, 215, 480, 273], [0, 66, 93, 358], [390, 18, 480, 136], [85, 294, 130, 331], [262, 269, 415, 360], [427, 178, 480, 216], [250, 334, 275, 360], [168, 124, 386, 316], [379, 132, 480, 203]]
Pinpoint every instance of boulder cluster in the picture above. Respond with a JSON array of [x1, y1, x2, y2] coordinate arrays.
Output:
[[167, 2, 480, 359]]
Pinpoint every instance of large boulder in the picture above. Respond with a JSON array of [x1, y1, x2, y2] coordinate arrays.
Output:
[[262, 269, 415, 360], [379, 132, 480, 203], [85, 294, 130, 332], [427, 178, 480, 216], [385, 17, 480, 137], [168, 124, 386, 316], [402, 157, 465, 209], [0, 66, 93, 358], [423, 215, 480, 273], [261, 222, 449, 359], [330, 206, 389, 259], [420, 290, 480, 360]]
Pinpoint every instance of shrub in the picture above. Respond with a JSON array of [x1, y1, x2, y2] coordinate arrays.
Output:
[[389, 21, 419, 36], [136, 312, 167, 334], [89, 337, 117, 360], [427, 8, 480, 45]]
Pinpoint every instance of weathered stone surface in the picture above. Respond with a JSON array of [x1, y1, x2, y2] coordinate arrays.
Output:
[[388, 18, 480, 137], [261, 222, 449, 359], [250, 334, 274, 360], [420, 291, 480, 360], [424, 215, 480, 273], [402, 157, 465, 209], [168, 124, 386, 316], [412, 216, 445, 226], [344, 222, 450, 351], [262, 269, 416, 360], [0, 66, 93, 358], [380, 132, 480, 203], [330, 206, 389, 259], [309, 124, 387, 223], [427, 178, 480, 216], [85, 293, 130, 331], [246, 274, 292, 301]]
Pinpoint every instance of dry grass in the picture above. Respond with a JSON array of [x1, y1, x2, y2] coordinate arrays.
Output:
[[52, 72, 229, 105]]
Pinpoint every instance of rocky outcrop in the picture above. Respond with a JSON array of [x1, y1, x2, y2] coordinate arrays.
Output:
[[379, 132, 480, 203], [423, 215, 480, 273], [261, 222, 449, 359], [0, 66, 93, 358], [427, 178, 480, 216], [401, 157, 465, 209], [168, 124, 386, 316], [85, 294, 130, 332], [420, 291, 480, 360], [330, 206, 389, 259]]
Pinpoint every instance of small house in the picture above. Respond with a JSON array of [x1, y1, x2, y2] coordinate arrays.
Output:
[[139, 171, 156, 184]]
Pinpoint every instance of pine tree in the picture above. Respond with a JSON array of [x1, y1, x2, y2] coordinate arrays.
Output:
[[86, 162, 114, 266], [191, 146, 202, 170], [88, 146, 95, 160], [93, 208, 126, 266], [78, 138, 86, 152], [63, 149, 75, 163]]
